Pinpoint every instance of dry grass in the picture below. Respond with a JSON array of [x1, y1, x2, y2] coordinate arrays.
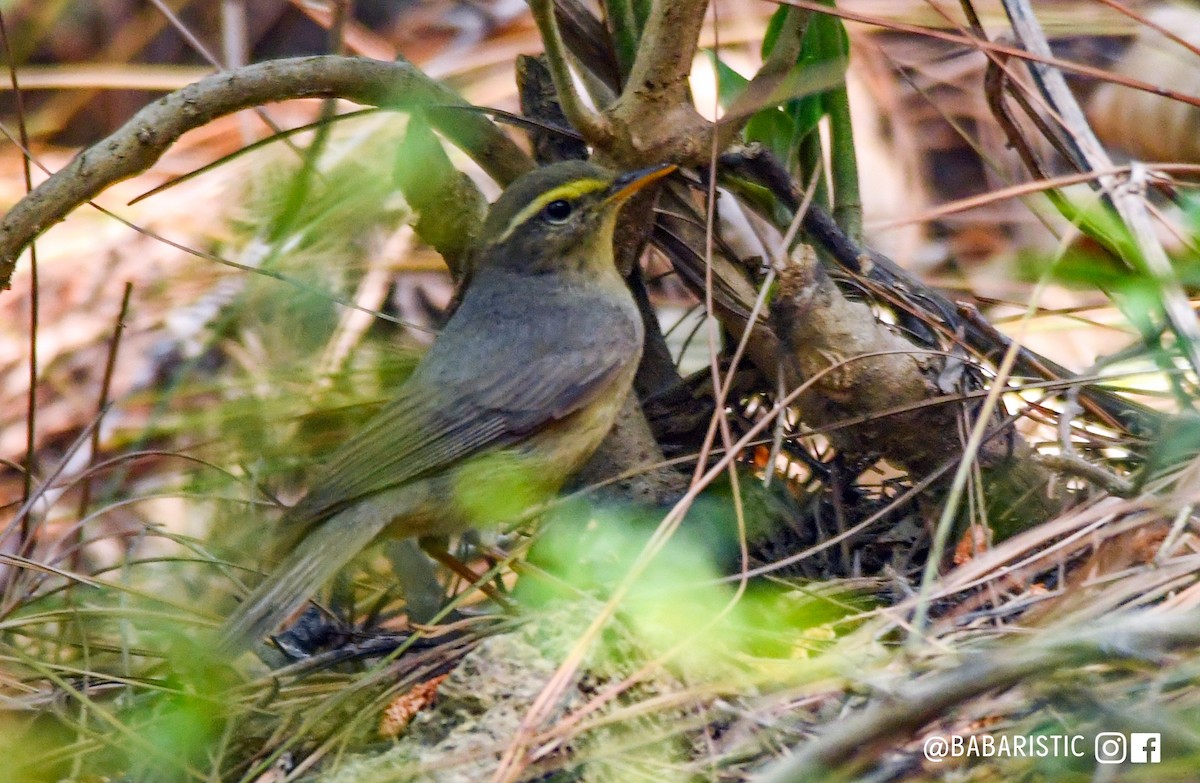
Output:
[[1, 1, 1199, 781]]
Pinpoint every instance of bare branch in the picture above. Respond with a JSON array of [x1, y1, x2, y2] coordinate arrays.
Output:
[[0, 55, 532, 290], [1001, 0, 1200, 380], [756, 609, 1200, 783], [528, 0, 613, 144], [622, 0, 708, 109]]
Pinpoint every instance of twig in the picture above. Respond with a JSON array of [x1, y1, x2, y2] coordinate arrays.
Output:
[[528, 0, 613, 143], [0, 55, 532, 288], [1038, 453, 1135, 497], [0, 9, 38, 533], [774, 0, 1200, 110], [1001, 0, 1200, 379], [755, 609, 1200, 783], [75, 283, 135, 545], [624, 0, 709, 110]]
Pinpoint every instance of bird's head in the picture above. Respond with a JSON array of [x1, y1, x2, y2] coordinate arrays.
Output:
[[474, 160, 675, 275]]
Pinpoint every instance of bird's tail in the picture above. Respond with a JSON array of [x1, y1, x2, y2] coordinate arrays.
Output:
[[217, 505, 390, 657]]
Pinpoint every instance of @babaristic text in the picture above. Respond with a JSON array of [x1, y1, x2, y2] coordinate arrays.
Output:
[[923, 732, 1162, 764]]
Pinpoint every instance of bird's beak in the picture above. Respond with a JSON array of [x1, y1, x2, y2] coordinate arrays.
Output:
[[605, 163, 677, 204]]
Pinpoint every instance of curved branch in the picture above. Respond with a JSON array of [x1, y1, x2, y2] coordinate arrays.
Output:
[[0, 55, 532, 289], [603, 0, 713, 165], [755, 609, 1200, 783], [528, 0, 613, 144]]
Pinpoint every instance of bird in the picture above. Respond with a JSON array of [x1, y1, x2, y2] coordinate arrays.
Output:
[[217, 159, 674, 655]]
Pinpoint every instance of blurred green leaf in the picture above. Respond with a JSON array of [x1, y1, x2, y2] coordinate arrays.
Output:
[[709, 50, 750, 110], [522, 500, 865, 679], [793, 4, 850, 63], [712, 4, 849, 164]]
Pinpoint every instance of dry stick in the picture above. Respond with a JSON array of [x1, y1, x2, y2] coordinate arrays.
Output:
[[0, 10, 37, 535], [1001, 0, 1200, 380], [775, 0, 1200, 110], [74, 283, 135, 567], [755, 608, 1200, 783], [145, 0, 304, 160], [528, 0, 612, 142], [219, 0, 249, 71], [0, 55, 532, 287]]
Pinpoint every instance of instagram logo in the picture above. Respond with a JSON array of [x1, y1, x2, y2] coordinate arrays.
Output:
[[1094, 733, 1126, 764], [1131, 733, 1161, 763]]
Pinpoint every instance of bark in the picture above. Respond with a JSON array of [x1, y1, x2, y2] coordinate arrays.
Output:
[[0, 55, 532, 289]]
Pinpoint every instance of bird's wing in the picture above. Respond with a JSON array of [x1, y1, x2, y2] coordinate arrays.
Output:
[[281, 291, 641, 530]]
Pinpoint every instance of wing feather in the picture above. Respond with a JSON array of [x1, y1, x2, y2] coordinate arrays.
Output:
[[281, 282, 641, 530]]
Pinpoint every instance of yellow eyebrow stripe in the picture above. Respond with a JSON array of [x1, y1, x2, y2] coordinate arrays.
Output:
[[493, 178, 609, 243]]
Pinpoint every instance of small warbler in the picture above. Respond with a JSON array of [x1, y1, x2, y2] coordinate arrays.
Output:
[[219, 160, 674, 654]]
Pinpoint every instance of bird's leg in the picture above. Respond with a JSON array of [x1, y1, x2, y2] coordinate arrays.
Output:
[[383, 539, 445, 625], [418, 536, 516, 613]]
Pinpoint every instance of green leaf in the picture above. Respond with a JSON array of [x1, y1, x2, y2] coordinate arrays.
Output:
[[800, 5, 850, 63], [762, 5, 790, 58], [705, 49, 750, 110], [745, 107, 800, 161]]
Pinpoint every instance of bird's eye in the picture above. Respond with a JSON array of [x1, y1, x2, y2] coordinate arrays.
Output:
[[542, 199, 573, 223]]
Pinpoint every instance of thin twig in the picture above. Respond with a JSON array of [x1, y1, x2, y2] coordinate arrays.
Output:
[[755, 609, 1200, 783], [528, 0, 613, 143], [75, 283, 135, 543], [0, 10, 37, 537], [1001, 0, 1200, 380], [146, 0, 305, 159], [774, 0, 1200, 110], [0, 55, 533, 286]]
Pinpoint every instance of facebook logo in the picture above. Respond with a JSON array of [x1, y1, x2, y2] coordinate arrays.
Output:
[[1130, 733, 1161, 763]]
